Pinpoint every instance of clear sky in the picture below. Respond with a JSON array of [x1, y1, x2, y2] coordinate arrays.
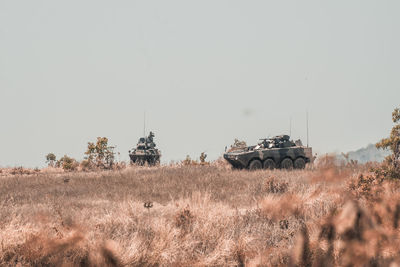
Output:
[[1, 0, 399, 167]]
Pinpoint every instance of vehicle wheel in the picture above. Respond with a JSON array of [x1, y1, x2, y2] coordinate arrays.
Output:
[[248, 160, 262, 170], [294, 157, 306, 169], [263, 159, 276, 170], [280, 158, 293, 170]]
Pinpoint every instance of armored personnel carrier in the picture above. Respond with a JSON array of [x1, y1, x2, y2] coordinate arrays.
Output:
[[223, 135, 312, 170], [129, 131, 161, 166]]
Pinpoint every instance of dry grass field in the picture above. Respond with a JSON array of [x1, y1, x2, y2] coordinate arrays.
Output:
[[1, 161, 400, 266]]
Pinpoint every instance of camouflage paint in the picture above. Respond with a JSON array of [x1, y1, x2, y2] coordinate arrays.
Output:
[[224, 142, 312, 169]]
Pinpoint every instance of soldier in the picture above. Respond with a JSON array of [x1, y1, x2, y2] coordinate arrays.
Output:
[[146, 131, 156, 149], [148, 131, 155, 143], [200, 152, 207, 163], [262, 139, 270, 149]]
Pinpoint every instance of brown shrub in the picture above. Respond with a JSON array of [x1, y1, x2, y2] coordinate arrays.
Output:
[[56, 155, 79, 171], [291, 225, 312, 267], [175, 207, 195, 235], [264, 176, 288, 194], [10, 166, 37, 175], [348, 173, 384, 200], [260, 194, 304, 222]]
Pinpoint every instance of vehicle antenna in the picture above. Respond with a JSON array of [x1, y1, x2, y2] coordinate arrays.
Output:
[[289, 117, 292, 137], [306, 110, 309, 147], [143, 111, 146, 137]]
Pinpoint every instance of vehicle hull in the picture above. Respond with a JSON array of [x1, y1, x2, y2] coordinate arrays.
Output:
[[129, 150, 161, 166], [224, 147, 312, 170]]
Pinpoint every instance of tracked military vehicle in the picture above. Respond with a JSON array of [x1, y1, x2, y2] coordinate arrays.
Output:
[[129, 132, 161, 166], [223, 135, 312, 170]]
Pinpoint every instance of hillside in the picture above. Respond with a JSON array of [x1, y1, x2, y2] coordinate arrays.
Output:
[[346, 143, 390, 163]]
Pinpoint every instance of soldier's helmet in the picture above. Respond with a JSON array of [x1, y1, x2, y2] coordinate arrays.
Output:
[[281, 135, 290, 141]]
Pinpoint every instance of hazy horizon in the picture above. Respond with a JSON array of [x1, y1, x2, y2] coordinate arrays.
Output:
[[1, 0, 399, 167]]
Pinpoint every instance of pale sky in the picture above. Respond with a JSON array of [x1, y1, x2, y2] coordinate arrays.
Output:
[[1, 0, 399, 167]]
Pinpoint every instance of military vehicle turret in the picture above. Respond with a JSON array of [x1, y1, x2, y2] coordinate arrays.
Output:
[[223, 135, 312, 170], [129, 131, 161, 166]]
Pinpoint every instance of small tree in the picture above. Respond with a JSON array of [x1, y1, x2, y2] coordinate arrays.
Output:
[[45, 153, 57, 167], [376, 107, 400, 179], [85, 137, 115, 169], [56, 155, 78, 171]]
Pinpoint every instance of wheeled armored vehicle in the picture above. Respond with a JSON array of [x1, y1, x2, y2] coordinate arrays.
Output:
[[129, 132, 161, 166], [223, 135, 312, 170]]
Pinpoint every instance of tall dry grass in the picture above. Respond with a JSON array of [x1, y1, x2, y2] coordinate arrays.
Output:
[[0, 162, 399, 266]]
